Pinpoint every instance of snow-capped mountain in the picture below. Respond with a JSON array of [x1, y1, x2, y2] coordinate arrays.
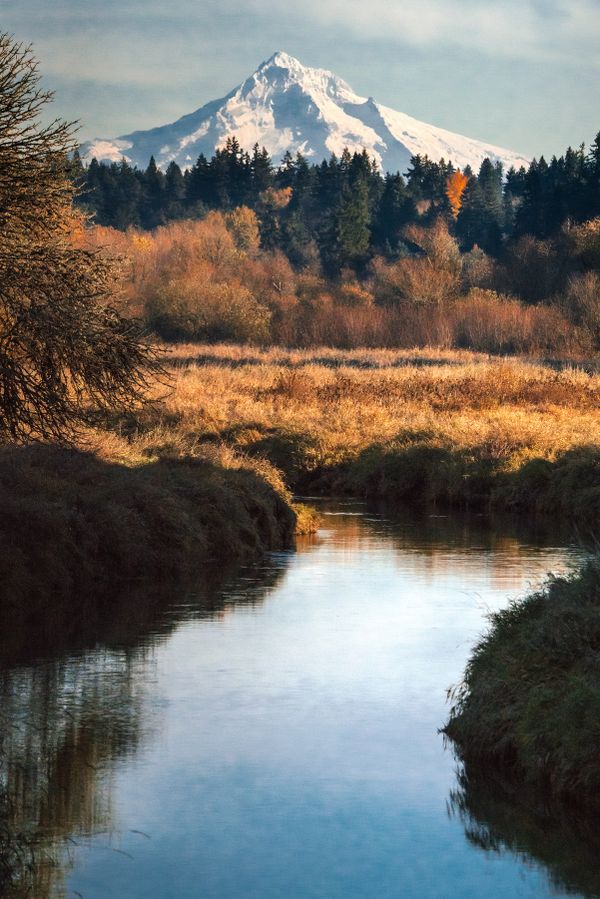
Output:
[[80, 51, 530, 174]]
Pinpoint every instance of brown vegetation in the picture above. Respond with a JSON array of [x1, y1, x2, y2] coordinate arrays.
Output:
[[99, 343, 600, 522], [84, 214, 598, 355]]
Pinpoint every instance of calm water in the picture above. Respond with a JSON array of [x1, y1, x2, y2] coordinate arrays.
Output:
[[1, 504, 598, 898]]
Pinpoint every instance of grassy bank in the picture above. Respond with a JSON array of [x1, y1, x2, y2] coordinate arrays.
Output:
[[120, 343, 600, 523], [444, 561, 600, 807], [0, 442, 298, 655]]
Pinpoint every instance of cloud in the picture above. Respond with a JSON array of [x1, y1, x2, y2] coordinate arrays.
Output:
[[6, 0, 600, 72], [4, 0, 597, 155], [242, 0, 600, 66]]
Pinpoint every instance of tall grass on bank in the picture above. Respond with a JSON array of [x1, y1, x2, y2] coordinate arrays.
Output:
[[444, 561, 600, 807], [0, 443, 296, 640], [120, 344, 600, 522]]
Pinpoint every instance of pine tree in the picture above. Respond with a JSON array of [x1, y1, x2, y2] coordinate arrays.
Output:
[[586, 133, 600, 219], [456, 176, 485, 249], [515, 156, 550, 237], [164, 161, 185, 219], [250, 144, 274, 194], [477, 158, 504, 252], [186, 153, 212, 209], [331, 177, 371, 271], [372, 173, 416, 251], [141, 155, 166, 228]]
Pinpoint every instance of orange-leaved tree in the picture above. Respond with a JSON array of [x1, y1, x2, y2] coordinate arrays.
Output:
[[445, 170, 469, 219]]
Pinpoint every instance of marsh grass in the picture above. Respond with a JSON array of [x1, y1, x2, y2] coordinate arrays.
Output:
[[121, 343, 600, 520], [4, 342, 598, 645]]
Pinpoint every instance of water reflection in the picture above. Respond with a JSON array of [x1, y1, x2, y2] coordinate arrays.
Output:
[[0, 651, 148, 897], [0, 563, 290, 898], [0, 505, 595, 898], [448, 765, 600, 898]]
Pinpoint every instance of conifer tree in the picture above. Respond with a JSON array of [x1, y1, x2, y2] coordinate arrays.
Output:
[[332, 178, 371, 270], [141, 155, 166, 228], [164, 161, 186, 219], [250, 143, 274, 193], [372, 173, 415, 250]]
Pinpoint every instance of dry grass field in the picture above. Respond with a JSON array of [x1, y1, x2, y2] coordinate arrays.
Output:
[[88, 343, 600, 522]]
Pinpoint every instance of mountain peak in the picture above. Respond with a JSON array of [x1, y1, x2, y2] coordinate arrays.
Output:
[[80, 55, 530, 174], [259, 50, 303, 71], [253, 50, 350, 95]]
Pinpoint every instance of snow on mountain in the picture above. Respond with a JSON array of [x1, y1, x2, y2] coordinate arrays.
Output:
[[80, 51, 530, 174]]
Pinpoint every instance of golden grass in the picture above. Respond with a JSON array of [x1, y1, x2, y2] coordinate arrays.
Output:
[[1, 342, 597, 655], [120, 343, 599, 461], [92, 343, 600, 521]]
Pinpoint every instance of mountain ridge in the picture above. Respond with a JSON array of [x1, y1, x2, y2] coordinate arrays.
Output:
[[80, 51, 530, 174]]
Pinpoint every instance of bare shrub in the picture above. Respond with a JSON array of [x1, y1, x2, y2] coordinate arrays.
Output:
[[559, 272, 600, 348], [498, 236, 566, 302], [564, 217, 600, 269], [448, 290, 573, 354]]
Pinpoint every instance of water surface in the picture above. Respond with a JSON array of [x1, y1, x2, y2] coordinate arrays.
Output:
[[1, 504, 597, 898]]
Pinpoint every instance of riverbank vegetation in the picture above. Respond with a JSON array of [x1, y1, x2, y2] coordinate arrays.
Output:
[[444, 561, 600, 809], [0, 442, 296, 655]]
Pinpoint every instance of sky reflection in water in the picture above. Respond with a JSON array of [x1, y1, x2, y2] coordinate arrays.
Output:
[[0, 504, 595, 898]]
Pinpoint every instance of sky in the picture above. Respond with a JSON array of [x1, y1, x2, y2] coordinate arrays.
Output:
[[3, 0, 599, 159]]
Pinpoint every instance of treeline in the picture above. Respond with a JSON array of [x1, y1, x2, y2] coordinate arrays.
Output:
[[75, 131, 600, 271]]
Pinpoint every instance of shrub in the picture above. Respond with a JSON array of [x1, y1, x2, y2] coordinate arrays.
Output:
[[449, 290, 573, 355], [559, 272, 600, 349], [498, 236, 566, 302], [565, 217, 600, 269], [224, 206, 261, 253], [145, 279, 271, 343]]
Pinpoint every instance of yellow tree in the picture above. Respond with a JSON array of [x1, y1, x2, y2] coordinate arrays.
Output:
[[445, 170, 469, 218], [224, 206, 261, 253]]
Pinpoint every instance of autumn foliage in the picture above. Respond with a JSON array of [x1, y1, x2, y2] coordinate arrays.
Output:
[[445, 170, 469, 218]]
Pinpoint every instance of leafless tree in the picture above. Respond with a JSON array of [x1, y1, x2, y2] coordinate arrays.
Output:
[[0, 34, 160, 441]]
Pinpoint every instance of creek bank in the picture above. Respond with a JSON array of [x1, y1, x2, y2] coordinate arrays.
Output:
[[236, 428, 600, 525], [0, 444, 301, 655], [444, 561, 600, 809]]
